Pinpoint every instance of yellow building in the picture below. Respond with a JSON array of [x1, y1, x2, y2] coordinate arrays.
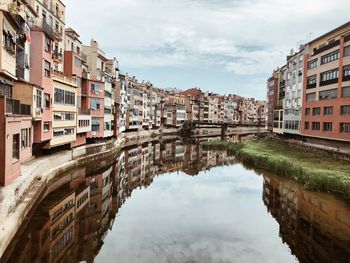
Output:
[[48, 71, 77, 148]]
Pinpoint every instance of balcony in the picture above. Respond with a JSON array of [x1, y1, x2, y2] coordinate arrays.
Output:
[[343, 75, 350, 82], [6, 98, 31, 116], [313, 40, 340, 56], [319, 78, 338, 87], [52, 71, 77, 87], [31, 19, 62, 41], [52, 49, 63, 62], [307, 83, 317, 89]]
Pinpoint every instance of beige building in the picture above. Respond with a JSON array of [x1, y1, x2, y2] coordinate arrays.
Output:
[[49, 71, 77, 148]]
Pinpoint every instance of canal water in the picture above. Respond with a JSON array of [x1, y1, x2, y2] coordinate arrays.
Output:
[[2, 141, 350, 263]]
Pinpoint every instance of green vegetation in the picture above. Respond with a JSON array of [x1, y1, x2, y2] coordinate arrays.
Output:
[[201, 138, 350, 198]]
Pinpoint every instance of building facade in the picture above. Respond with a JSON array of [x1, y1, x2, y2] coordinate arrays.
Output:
[[301, 22, 350, 142]]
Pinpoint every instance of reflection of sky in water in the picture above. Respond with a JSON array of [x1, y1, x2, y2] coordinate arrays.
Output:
[[96, 164, 298, 263]]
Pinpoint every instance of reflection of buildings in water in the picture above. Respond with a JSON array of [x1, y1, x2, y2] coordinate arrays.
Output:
[[5, 141, 238, 263], [11, 187, 76, 263], [263, 174, 350, 263]]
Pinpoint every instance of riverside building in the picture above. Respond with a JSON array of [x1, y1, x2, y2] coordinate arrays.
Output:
[[301, 22, 350, 142], [283, 47, 305, 135]]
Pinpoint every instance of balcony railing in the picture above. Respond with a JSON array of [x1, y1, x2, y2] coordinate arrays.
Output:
[[31, 19, 62, 41], [52, 71, 77, 86], [319, 78, 338, 87], [6, 98, 31, 116], [342, 75, 350, 82], [313, 40, 340, 56], [307, 83, 317, 89], [52, 50, 63, 61]]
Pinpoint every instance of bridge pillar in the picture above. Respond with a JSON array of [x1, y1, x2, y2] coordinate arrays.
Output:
[[221, 124, 228, 140]]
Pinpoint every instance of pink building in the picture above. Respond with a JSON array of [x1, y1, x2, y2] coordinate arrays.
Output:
[[0, 9, 34, 186], [30, 29, 55, 147], [81, 78, 105, 138], [0, 96, 32, 186]]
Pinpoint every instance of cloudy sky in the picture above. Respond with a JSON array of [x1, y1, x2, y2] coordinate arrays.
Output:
[[65, 0, 350, 99]]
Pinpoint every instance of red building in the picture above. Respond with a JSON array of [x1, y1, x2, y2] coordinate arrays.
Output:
[[301, 22, 350, 142]]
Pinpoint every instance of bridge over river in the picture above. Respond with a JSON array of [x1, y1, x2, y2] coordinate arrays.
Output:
[[179, 121, 268, 139]]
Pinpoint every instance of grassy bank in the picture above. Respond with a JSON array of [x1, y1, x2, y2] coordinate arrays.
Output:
[[201, 139, 350, 198]]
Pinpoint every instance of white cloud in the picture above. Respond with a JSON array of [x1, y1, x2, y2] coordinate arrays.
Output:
[[64, 0, 350, 98]]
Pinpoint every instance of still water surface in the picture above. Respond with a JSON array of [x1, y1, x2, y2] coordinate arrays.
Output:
[[3, 141, 350, 263]]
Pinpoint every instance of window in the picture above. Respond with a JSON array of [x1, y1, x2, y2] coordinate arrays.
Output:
[[54, 88, 75, 105], [321, 69, 338, 82], [45, 35, 51, 52], [65, 113, 75, 120], [91, 83, 100, 94], [43, 122, 50, 132], [44, 60, 51, 77], [13, 134, 20, 159], [36, 89, 42, 109], [312, 107, 321, 115], [64, 90, 75, 105], [321, 51, 339, 64], [307, 75, 317, 89], [305, 108, 310, 115], [44, 93, 50, 109], [21, 128, 30, 149], [54, 113, 63, 120], [92, 117, 100, 132], [324, 106, 333, 115], [90, 98, 101, 110], [319, 89, 337, 100], [54, 113, 75, 121], [76, 77, 82, 88], [305, 122, 310, 130], [341, 105, 350, 115], [312, 122, 320, 131], [0, 83, 12, 98], [344, 65, 350, 77], [323, 122, 332, 132], [54, 88, 64, 104], [308, 59, 317, 69], [53, 128, 74, 137], [3, 29, 16, 54], [342, 87, 350, 97], [74, 57, 82, 68], [340, 123, 350, 134], [306, 93, 316, 102], [64, 128, 74, 135], [345, 46, 350, 57], [53, 130, 64, 137]]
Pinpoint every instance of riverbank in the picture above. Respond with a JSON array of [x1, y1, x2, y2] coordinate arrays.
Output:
[[201, 138, 350, 199], [0, 128, 179, 258]]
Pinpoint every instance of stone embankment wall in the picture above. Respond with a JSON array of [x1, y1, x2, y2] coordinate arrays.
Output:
[[0, 128, 179, 259], [264, 133, 350, 161]]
